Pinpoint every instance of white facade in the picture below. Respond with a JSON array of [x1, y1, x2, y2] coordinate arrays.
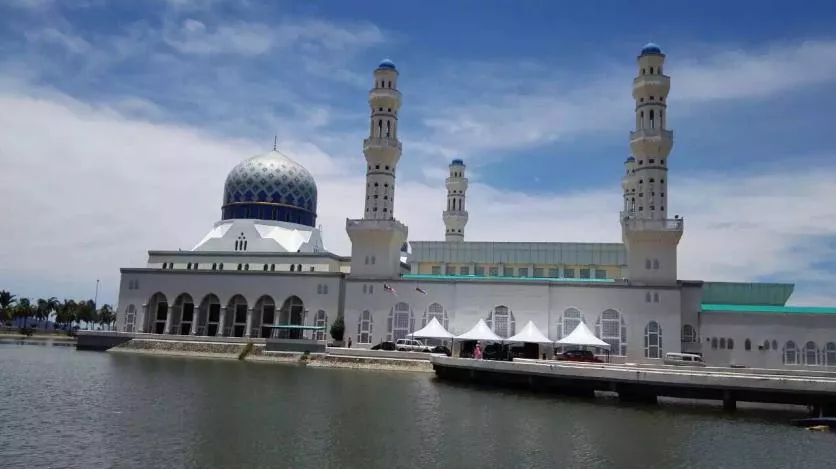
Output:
[[114, 47, 836, 369]]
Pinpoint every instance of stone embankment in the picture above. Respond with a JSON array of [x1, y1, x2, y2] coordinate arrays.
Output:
[[110, 338, 433, 372]]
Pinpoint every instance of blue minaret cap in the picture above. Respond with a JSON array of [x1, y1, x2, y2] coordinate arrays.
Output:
[[451, 158, 464, 165], [378, 58, 396, 70], [625, 156, 635, 163], [640, 43, 663, 56]]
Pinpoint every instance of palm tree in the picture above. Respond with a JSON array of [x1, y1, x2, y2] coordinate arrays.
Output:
[[0, 290, 16, 324], [56, 299, 77, 331], [14, 298, 35, 329], [98, 304, 115, 331], [36, 297, 59, 331], [76, 300, 97, 330]]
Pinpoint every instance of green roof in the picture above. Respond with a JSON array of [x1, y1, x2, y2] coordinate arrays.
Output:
[[701, 304, 836, 315], [401, 274, 615, 283], [701, 282, 794, 306]]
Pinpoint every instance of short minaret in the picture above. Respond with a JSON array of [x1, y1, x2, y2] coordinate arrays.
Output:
[[621, 43, 684, 284], [443, 158, 469, 241], [346, 59, 408, 278]]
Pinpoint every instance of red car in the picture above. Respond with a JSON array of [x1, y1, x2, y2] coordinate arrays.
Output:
[[558, 350, 603, 363]]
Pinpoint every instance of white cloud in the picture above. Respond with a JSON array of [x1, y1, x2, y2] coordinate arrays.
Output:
[[25, 28, 91, 54], [1, 84, 836, 307]]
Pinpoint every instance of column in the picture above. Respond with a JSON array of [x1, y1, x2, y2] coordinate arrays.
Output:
[[138, 304, 148, 333], [164, 305, 174, 335], [190, 310, 199, 336], [216, 306, 227, 337], [244, 307, 254, 338]]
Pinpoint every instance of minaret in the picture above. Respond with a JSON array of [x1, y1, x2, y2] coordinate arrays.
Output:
[[346, 59, 409, 278], [621, 43, 684, 284], [443, 158, 469, 241]]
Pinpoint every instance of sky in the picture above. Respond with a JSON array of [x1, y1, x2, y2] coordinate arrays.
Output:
[[2, 0, 836, 306]]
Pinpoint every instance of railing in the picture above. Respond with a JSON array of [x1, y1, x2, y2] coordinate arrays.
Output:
[[445, 177, 469, 185], [442, 210, 468, 217], [632, 74, 670, 89], [622, 217, 684, 231], [630, 129, 673, 141], [346, 217, 408, 233], [364, 137, 402, 151], [368, 87, 402, 98]]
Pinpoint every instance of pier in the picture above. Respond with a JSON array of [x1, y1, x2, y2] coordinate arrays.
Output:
[[429, 356, 836, 415]]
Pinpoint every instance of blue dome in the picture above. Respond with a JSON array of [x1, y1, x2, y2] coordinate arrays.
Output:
[[221, 149, 318, 227], [640, 43, 663, 56], [378, 58, 396, 70], [451, 158, 464, 165], [625, 156, 636, 162]]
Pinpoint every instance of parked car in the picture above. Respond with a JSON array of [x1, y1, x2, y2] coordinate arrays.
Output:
[[557, 350, 603, 363], [429, 345, 451, 356], [370, 341, 396, 351], [663, 352, 706, 367], [395, 338, 430, 352]]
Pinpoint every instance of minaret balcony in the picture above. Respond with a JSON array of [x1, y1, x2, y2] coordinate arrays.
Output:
[[364, 137, 402, 152], [630, 129, 673, 142], [443, 210, 469, 219], [368, 88, 402, 102], [632, 75, 670, 95], [346, 217, 408, 235], [621, 216, 684, 232]]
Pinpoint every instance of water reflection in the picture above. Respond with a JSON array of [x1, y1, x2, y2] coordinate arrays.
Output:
[[0, 344, 833, 469]]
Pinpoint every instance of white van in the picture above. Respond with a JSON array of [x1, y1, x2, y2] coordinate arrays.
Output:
[[663, 352, 706, 367]]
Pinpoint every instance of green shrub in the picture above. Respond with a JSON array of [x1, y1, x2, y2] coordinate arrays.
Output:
[[329, 316, 345, 342]]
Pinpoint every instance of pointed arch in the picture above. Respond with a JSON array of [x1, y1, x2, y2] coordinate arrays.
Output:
[[388, 302, 413, 341], [172, 293, 194, 335], [147, 292, 168, 334], [124, 304, 137, 332], [486, 305, 515, 338], [226, 294, 248, 337], [556, 308, 584, 340], [825, 342, 836, 367], [644, 321, 662, 358], [278, 295, 305, 339], [783, 340, 799, 365], [313, 310, 328, 341], [681, 324, 697, 343], [804, 341, 818, 365], [357, 310, 373, 344], [197, 294, 221, 336], [254, 295, 276, 338], [595, 309, 627, 356], [423, 302, 448, 329]]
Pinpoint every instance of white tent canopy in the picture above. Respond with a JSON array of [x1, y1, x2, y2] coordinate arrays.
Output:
[[556, 321, 611, 349], [455, 319, 502, 342], [408, 317, 454, 339], [506, 321, 553, 344]]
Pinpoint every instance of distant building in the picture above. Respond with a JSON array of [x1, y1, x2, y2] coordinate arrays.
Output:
[[115, 46, 836, 369]]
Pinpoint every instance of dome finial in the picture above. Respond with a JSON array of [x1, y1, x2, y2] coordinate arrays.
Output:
[[273, 135, 278, 151]]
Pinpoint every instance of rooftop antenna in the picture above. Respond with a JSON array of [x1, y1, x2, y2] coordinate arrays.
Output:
[[273, 135, 278, 151]]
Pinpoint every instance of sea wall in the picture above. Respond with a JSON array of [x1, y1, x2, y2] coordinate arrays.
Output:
[[109, 338, 433, 372]]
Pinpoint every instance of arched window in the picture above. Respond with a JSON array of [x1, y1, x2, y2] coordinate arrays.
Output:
[[423, 303, 448, 329], [783, 341, 798, 365], [727, 338, 734, 350], [649, 109, 655, 129], [652, 259, 660, 270], [644, 321, 662, 358], [645, 259, 651, 269], [804, 341, 818, 365], [719, 338, 726, 349], [763, 339, 770, 350], [645, 292, 652, 302], [595, 309, 627, 356], [313, 310, 328, 341], [556, 308, 584, 340], [771, 339, 778, 351], [124, 304, 136, 332], [681, 324, 697, 343], [711, 337, 718, 349], [388, 302, 413, 341], [357, 310, 373, 344], [825, 342, 836, 367], [486, 306, 515, 338], [744, 338, 751, 351], [290, 264, 295, 272]]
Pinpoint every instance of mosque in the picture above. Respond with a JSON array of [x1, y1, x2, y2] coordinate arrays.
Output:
[[115, 44, 836, 369]]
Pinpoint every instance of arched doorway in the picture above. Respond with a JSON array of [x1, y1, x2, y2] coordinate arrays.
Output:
[[278, 296, 305, 339], [197, 294, 221, 336], [486, 305, 515, 338], [254, 295, 276, 338], [644, 321, 662, 358], [173, 293, 195, 335], [596, 309, 627, 356], [226, 295, 248, 337], [147, 292, 168, 334]]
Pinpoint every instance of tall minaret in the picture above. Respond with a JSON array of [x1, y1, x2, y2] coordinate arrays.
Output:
[[443, 158, 469, 241], [346, 59, 409, 278], [621, 43, 684, 284]]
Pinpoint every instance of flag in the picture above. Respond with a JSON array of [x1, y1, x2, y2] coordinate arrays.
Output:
[[383, 283, 396, 295], [415, 287, 427, 295]]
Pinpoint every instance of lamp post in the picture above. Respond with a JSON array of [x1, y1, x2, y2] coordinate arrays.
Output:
[[94, 279, 100, 331]]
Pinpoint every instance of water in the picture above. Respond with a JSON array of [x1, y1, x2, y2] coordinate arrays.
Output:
[[1, 342, 834, 469]]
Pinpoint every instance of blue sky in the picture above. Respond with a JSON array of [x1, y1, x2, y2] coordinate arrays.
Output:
[[1, 0, 836, 306]]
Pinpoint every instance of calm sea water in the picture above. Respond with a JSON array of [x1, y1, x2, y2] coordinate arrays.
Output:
[[1, 341, 834, 469]]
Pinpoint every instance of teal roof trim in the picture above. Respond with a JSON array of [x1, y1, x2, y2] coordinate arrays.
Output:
[[401, 274, 615, 283], [701, 282, 794, 306], [701, 304, 836, 315]]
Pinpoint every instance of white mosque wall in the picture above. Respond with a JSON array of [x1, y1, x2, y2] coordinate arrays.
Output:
[[342, 278, 681, 362], [117, 270, 344, 332], [145, 252, 348, 273], [699, 311, 836, 369]]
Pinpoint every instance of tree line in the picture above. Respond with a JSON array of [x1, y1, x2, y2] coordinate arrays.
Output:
[[0, 290, 116, 333]]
